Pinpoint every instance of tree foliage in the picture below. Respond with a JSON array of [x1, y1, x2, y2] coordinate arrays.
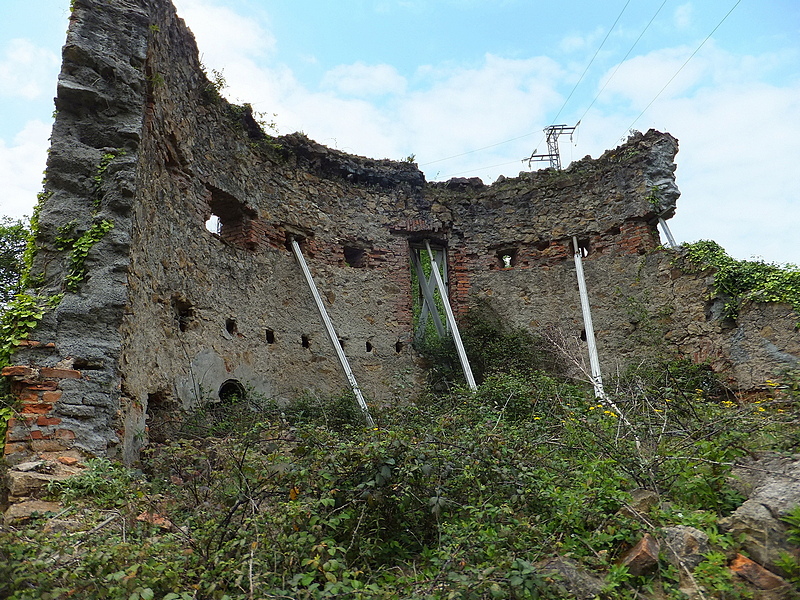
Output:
[[0, 217, 29, 306]]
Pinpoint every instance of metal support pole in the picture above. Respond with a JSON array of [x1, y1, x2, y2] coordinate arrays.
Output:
[[291, 239, 375, 427], [424, 241, 477, 391], [410, 250, 447, 340], [572, 237, 606, 399], [658, 217, 678, 249]]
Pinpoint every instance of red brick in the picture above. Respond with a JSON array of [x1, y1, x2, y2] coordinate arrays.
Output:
[[1, 366, 35, 378], [30, 430, 49, 440], [42, 390, 63, 403], [36, 416, 62, 426], [26, 382, 59, 391], [21, 403, 52, 415], [19, 389, 40, 403], [40, 368, 81, 379]]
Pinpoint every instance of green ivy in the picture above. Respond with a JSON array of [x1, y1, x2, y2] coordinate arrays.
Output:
[[0, 293, 61, 369], [678, 240, 800, 320], [93, 149, 126, 205], [55, 220, 114, 292]]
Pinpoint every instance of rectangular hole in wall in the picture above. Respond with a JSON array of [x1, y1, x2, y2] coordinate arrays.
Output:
[[301, 334, 310, 348], [266, 329, 275, 344], [226, 318, 238, 335], [344, 246, 367, 268], [574, 238, 591, 257], [496, 248, 518, 269]]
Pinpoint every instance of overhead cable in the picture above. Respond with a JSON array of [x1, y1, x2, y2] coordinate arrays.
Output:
[[422, 0, 632, 169], [620, 0, 742, 137], [577, 0, 669, 124]]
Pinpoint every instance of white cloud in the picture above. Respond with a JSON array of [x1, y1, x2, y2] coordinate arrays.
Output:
[[0, 39, 60, 100], [321, 62, 407, 97], [172, 0, 275, 68], [0, 120, 52, 220]]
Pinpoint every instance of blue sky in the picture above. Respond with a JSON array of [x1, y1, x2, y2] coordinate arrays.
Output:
[[1, 0, 799, 264]]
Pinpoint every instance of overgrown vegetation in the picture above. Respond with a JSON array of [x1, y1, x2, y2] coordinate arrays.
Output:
[[678, 240, 800, 320], [3, 325, 799, 598], [54, 219, 114, 292]]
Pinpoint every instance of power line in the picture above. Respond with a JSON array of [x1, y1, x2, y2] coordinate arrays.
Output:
[[620, 0, 742, 137], [577, 0, 669, 124], [548, 0, 632, 127], [422, 0, 632, 169]]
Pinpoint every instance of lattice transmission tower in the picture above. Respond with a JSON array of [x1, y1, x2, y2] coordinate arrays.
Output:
[[524, 123, 579, 170]]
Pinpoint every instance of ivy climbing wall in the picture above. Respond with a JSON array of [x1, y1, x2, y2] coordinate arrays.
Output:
[[2, 0, 798, 491]]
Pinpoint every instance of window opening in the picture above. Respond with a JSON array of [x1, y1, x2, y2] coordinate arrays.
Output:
[[409, 241, 448, 346], [496, 248, 518, 269], [366, 341, 373, 353], [395, 341, 403, 353], [226, 318, 238, 335], [301, 334, 310, 348], [172, 296, 194, 332], [265, 329, 275, 344], [219, 379, 246, 404], [580, 328, 587, 342], [344, 246, 367, 268], [206, 185, 257, 249], [573, 238, 590, 258]]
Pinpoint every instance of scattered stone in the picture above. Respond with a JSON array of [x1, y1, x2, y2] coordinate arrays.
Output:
[[537, 556, 605, 600], [720, 454, 800, 575], [7, 470, 64, 498], [729, 554, 788, 591], [618, 533, 660, 576], [662, 526, 709, 571], [57, 456, 80, 466], [44, 518, 84, 533], [13, 460, 44, 472], [3, 500, 62, 526]]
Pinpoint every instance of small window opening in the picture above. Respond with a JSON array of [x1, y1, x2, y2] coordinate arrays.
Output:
[[338, 338, 346, 349], [219, 379, 246, 404], [395, 341, 403, 353], [344, 246, 367, 268], [265, 329, 275, 344], [535, 240, 550, 251], [580, 329, 587, 342], [496, 248, 518, 269], [301, 334, 310, 348], [226, 318, 238, 335], [574, 239, 590, 258], [172, 296, 195, 332], [366, 341, 373, 353]]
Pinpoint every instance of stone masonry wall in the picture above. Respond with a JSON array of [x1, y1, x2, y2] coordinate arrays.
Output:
[[3, 0, 798, 503]]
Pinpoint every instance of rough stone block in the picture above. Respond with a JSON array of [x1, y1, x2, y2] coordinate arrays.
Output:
[[3, 500, 62, 526], [618, 533, 660, 576], [729, 554, 787, 590]]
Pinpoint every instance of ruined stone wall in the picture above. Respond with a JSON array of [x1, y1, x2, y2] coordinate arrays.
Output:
[[3, 0, 798, 485]]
